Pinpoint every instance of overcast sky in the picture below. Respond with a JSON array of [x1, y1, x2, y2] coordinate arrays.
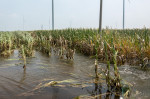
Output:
[[0, 0, 150, 31]]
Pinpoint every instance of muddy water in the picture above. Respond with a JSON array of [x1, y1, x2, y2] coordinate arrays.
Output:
[[119, 66, 150, 99], [0, 50, 150, 99]]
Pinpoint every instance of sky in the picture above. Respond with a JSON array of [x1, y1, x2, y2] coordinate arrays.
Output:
[[0, 0, 150, 31]]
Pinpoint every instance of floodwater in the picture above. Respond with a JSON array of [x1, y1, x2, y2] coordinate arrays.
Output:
[[0, 50, 150, 99]]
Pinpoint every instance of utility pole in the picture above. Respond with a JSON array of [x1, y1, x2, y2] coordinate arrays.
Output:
[[99, 0, 103, 33], [52, 0, 54, 30], [41, 25, 43, 30], [23, 16, 24, 31], [49, 16, 51, 29], [123, 0, 125, 29]]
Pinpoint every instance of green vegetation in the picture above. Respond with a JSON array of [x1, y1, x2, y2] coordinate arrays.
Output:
[[0, 29, 149, 67], [33, 28, 150, 67], [0, 29, 149, 97]]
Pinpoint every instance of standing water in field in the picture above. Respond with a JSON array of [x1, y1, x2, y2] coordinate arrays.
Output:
[[0, 50, 150, 99]]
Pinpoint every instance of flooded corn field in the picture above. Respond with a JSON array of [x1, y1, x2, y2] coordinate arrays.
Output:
[[0, 50, 149, 99], [1, 0, 150, 98]]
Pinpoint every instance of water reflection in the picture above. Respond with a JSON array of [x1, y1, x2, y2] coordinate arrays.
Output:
[[52, 87, 59, 99], [85, 62, 123, 99], [19, 68, 26, 85], [93, 61, 102, 99], [93, 77, 102, 99]]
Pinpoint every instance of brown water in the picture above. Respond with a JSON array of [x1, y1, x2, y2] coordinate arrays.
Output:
[[0, 50, 150, 99]]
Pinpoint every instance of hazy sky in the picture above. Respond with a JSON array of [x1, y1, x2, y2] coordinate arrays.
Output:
[[0, 0, 150, 31]]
